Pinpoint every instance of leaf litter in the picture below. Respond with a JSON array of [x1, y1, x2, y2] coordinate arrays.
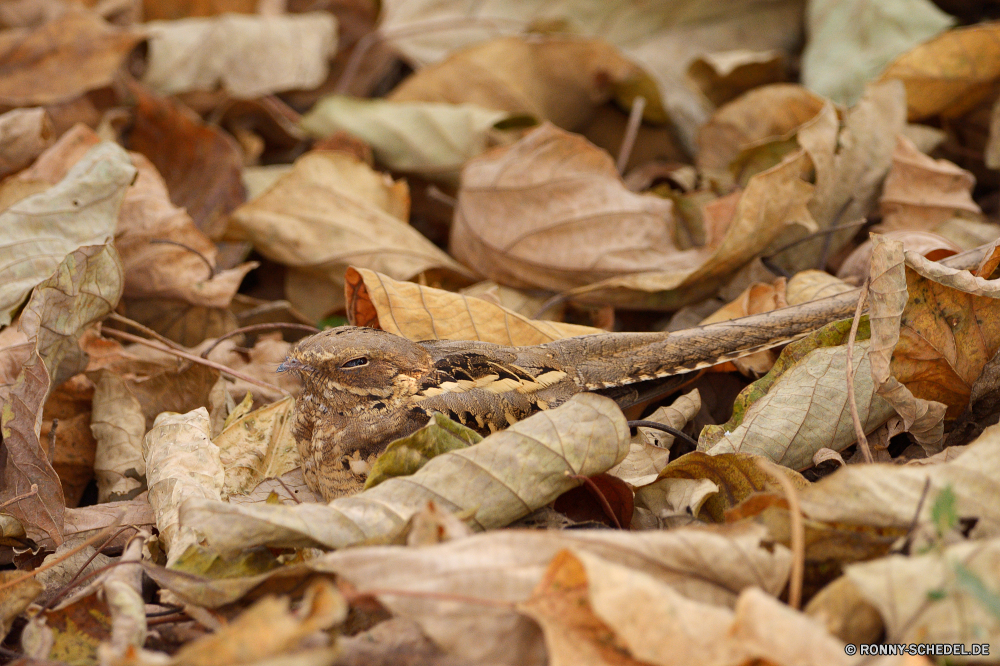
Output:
[[4, 3, 1000, 665]]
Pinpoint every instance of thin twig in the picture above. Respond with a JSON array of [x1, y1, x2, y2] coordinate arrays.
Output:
[[426, 185, 457, 207], [107, 312, 190, 353], [627, 420, 698, 448], [200, 322, 319, 359], [0, 484, 38, 511], [532, 292, 568, 320], [101, 328, 290, 397], [565, 473, 622, 529], [845, 277, 874, 464], [0, 522, 121, 594], [616, 96, 646, 174], [149, 239, 216, 279], [899, 477, 933, 556], [756, 459, 805, 610]]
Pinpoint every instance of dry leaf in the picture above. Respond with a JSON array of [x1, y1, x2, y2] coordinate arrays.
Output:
[[388, 35, 643, 132], [880, 21, 1000, 120], [181, 394, 629, 552], [786, 270, 855, 304], [345, 266, 601, 344], [687, 49, 787, 108], [847, 537, 1000, 649], [879, 135, 981, 232], [696, 83, 826, 176], [450, 122, 678, 293], [90, 369, 147, 503], [699, 330, 897, 471], [300, 95, 514, 185], [0, 10, 142, 106], [868, 235, 947, 449], [0, 142, 135, 326], [522, 549, 849, 666], [214, 395, 301, 496], [0, 108, 54, 179], [637, 452, 809, 523], [566, 151, 817, 309], [124, 81, 246, 238], [142, 13, 337, 98], [380, 0, 805, 149], [316, 522, 790, 665], [226, 150, 473, 321], [0, 572, 42, 642], [608, 390, 701, 486], [798, 421, 1000, 533], [837, 230, 959, 284], [801, 0, 953, 106], [143, 407, 225, 564]]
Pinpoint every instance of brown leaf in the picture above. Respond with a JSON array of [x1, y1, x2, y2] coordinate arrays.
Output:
[[0, 351, 63, 545], [636, 452, 808, 523], [879, 135, 981, 232], [450, 122, 678, 292], [226, 150, 473, 322], [345, 267, 602, 344], [124, 80, 246, 238], [0, 108, 54, 179], [566, 151, 816, 309], [880, 21, 1000, 120], [0, 10, 142, 107], [141, 13, 337, 98], [696, 83, 826, 175], [389, 36, 645, 131], [552, 473, 634, 529], [141, 0, 257, 21], [688, 50, 787, 108], [836, 230, 959, 284]]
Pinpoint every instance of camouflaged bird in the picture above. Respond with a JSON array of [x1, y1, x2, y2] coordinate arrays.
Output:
[[278, 290, 861, 500]]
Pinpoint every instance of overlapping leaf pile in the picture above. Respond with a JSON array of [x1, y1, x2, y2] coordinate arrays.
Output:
[[2, 1, 1000, 665]]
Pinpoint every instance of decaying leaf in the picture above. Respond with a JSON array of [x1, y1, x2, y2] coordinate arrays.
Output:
[[879, 135, 981, 232], [301, 95, 516, 185], [699, 322, 897, 470], [365, 412, 482, 489], [225, 150, 474, 321], [388, 36, 644, 132], [607, 390, 701, 487], [142, 13, 338, 98], [0, 108, 54, 179], [215, 395, 301, 497], [345, 266, 601, 344], [90, 369, 147, 503], [180, 394, 629, 552], [0, 142, 135, 326], [0, 10, 143, 107], [801, 0, 953, 106], [143, 407, 225, 564]]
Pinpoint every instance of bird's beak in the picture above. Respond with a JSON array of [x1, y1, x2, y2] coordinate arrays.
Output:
[[277, 358, 305, 374]]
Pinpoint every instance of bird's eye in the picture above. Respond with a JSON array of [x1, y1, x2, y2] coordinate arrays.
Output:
[[341, 357, 368, 369]]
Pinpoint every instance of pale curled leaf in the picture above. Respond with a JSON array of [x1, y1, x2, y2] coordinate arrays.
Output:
[[879, 135, 980, 232], [143, 408, 225, 565], [90, 369, 147, 503], [143, 13, 338, 98], [869, 235, 946, 449], [180, 394, 629, 552], [700, 341, 897, 471], [388, 35, 643, 132], [846, 537, 1000, 648], [801, 0, 953, 106], [798, 421, 1000, 531], [0, 107, 53, 179], [0, 142, 136, 326], [314, 522, 790, 665], [224, 150, 472, 320], [566, 151, 817, 309], [347, 267, 602, 344], [301, 96, 514, 185], [522, 550, 848, 666], [365, 413, 482, 490], [215, 396, 302, 497], [607, 389, 701, 486]]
